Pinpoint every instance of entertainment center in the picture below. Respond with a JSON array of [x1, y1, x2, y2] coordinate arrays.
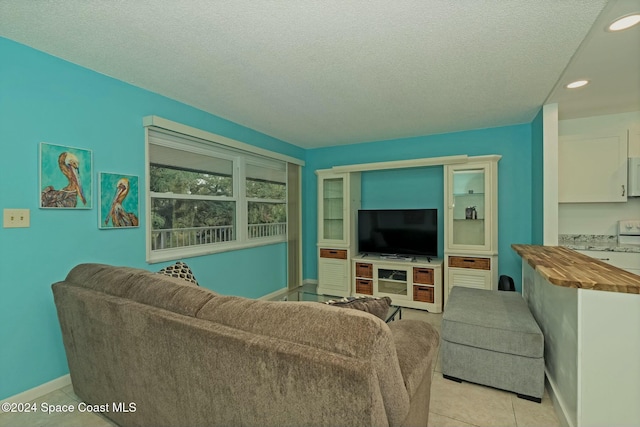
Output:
[[316, 154, 500, 312]]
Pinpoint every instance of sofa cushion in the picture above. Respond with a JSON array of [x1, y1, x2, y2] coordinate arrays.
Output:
[[325, 296, 392, 321], [157, 261, 200, 286], [62, 263, 217, 317], [388, 320, 440, 397], [441, 287, 543, 358]]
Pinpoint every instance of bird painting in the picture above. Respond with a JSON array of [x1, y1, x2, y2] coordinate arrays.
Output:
[[103, 176, 139, 227], [41, 151, 88, 208]]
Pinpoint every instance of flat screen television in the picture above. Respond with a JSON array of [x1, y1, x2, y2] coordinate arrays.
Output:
[[358, 209, 438, 257]]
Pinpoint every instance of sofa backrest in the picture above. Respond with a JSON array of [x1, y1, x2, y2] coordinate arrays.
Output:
[[52, 263, 410, 427]]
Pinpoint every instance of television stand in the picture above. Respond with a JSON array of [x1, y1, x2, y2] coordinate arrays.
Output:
[[352, 254, 443, 313]]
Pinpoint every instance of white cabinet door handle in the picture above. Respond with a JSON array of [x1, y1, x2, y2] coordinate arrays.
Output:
[[622, 185, 625, 197]]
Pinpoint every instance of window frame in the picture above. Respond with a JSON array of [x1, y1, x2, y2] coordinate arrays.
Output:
[[144, 116, 302, 264]]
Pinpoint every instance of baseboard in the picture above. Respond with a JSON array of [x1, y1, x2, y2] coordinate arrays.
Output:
[[545, 370, 573, 427], [1, 374, 71, 405]]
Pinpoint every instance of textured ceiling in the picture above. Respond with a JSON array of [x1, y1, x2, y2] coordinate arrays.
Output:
[[546, 0, 640, 120], [0, 1, 622, 148]]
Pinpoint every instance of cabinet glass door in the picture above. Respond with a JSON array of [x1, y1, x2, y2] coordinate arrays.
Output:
[[322, 177, 344, 241], [452, 169, 485, 246]]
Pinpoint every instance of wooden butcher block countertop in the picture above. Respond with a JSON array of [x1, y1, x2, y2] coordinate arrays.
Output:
[[512, 244, 640, 294]]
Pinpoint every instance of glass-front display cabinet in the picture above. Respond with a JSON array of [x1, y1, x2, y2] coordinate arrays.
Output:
[[445, 160, 498, 253], [451, 168, 486, 247], [443, 156, 500, 303], [316, 170, 361, 296]]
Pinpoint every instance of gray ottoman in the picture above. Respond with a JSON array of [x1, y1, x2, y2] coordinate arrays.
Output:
[[440, 287, 544, 402]]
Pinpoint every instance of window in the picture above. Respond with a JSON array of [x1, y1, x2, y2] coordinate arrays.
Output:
[[146, 125, 291, 262]]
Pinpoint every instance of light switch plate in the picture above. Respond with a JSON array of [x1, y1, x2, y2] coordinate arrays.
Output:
[[3, 209, 30, 228]]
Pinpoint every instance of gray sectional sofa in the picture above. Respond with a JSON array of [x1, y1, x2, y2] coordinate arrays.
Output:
[[52, 263, 440, 427]]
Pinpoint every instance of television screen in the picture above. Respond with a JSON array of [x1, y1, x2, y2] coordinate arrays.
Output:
[[358, 209, 438, 257]]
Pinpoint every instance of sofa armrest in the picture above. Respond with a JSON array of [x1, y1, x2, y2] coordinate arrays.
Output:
[[388, 320, 440, 397]]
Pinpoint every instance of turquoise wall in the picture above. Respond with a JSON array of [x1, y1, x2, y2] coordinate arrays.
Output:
[[361, 166, 445, 257], [0, 38, 304, 399], [304, 125, 534, 290], [531, 109, 544, 245]]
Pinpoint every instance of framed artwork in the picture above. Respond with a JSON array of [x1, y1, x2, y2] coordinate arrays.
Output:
[[40, 142, 92, 209], [99, 172, 140, 229]]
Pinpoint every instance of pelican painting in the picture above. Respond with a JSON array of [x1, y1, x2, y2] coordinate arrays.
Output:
[[40, 143, 92, 209], [99, 173, 139, 229]]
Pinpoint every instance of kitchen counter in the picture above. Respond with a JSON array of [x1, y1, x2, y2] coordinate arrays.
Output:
[[513, 244, 640, 427], [511, 244, 640, 294], [558, 234, 640, 253]]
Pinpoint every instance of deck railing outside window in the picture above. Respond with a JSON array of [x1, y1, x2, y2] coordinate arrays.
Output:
[[152, 223, 286, 250]]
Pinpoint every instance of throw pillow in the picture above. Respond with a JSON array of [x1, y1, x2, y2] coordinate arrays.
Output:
[[157, 261, 200, 286], [325, 296, 392, 321]]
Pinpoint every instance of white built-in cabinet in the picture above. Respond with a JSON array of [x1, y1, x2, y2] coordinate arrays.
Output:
[[558, 131, 628, 203], [316, 170, 361, 297], [316, 155, 501, 307], [444, 156, 500, 304]]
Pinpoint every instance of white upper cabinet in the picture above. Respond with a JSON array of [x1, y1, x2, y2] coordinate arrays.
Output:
[[558, 131, 628, 203]]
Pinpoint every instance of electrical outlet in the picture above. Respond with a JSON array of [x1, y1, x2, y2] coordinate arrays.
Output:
[[3, 209, 30, 228]]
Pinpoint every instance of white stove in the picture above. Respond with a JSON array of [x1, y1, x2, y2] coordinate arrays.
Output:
[[618, 219, 640, 246]]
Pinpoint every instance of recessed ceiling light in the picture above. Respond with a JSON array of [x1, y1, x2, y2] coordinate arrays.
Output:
[[607, 14, 640, 31], [566, 80, 589, 89]]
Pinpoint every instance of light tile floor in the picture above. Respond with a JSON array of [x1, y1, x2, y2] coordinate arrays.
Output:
[[0, 296, 560, 427]]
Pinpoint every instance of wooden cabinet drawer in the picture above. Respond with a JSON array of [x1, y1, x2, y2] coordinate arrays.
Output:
[[448, 256, 491, 270], [413, 285, 434, 303], [320, 248, 348, 259], [413, 267, 434, 284], [355, 279, 373, 295], [355, 262, 373, 278]]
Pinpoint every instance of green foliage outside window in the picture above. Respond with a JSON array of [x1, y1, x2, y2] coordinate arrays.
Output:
[[150, 165, 234, 231]]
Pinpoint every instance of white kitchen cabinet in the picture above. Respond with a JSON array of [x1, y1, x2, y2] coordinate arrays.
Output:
[[576, 250, 640, 275], [558, 131, 628, 203]]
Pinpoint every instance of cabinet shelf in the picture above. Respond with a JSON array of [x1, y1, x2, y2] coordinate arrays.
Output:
[[378, 278, 407, 284]]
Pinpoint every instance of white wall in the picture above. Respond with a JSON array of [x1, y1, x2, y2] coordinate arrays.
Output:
[[558, 111, 640, 235], [559, 199, 640, 235]]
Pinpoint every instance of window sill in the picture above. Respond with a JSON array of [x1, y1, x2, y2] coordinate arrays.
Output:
[[147, 236, 286, 264]]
